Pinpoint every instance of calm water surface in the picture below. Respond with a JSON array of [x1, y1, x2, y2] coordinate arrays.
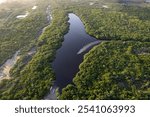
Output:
[[52, 13, 98, 91]]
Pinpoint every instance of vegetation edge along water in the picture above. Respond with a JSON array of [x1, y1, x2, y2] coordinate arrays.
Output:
[[58, 0, 150, 99], [0, 0, 150, 100], [0, 1, 69, 99]]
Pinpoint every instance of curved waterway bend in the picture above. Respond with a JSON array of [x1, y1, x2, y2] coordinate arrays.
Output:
[[45, 13, 101, 99]]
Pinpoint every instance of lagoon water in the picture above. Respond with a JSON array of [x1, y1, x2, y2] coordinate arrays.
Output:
[[52, 13, 99, 92]]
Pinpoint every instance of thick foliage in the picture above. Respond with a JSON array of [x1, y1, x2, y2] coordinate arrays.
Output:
[[0, 2, 69, 99], [60, 41, 150, 99]]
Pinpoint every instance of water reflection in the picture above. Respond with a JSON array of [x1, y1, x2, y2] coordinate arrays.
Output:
[[52, 13, 98, 91]]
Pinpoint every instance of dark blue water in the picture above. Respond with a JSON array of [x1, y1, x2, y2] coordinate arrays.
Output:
[[52, 13, 98, 91]]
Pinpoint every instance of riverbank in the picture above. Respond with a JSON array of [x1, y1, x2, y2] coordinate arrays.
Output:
[[52, 13, 99, 91], [59, 0, 150, 100], [0, 3, 52, 82], [0, 51, 20, 81], [0, 6, 69, 99], [44, 13, 103, 99]]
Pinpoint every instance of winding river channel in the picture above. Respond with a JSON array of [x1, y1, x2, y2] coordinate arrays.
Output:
[[44, 13, 101, 100]]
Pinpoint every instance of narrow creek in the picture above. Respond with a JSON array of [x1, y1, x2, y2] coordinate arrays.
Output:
[[28, 5, 52, 55], [44, 13, 102, 100], [0, 5, 52, 81]]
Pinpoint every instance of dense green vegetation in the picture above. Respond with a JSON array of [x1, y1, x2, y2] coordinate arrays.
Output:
[[65, 3, 150, 42], [0, 0, 48, 65], [0, 0, 150, 100], [0, 0, 69, 99], [60, 41, 150, 99], [59, 0, 150, 99], [75, 8, 150, 41]]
